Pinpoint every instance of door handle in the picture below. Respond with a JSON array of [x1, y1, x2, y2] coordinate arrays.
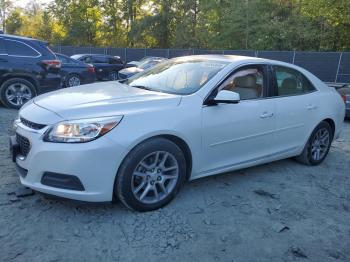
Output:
[[260, 112, 274, 118], [307, 104, 317, 110]]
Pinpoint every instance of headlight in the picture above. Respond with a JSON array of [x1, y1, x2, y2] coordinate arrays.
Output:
[[44, 116, 123, 143]]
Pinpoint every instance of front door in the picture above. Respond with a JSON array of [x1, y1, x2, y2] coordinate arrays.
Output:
[[199, 64, 275, 175]]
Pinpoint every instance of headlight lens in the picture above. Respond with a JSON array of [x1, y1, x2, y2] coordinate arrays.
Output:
[[44, 116, 123, 143]]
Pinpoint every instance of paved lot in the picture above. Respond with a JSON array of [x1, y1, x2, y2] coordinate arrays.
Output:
[[0, 107, 349, 262]]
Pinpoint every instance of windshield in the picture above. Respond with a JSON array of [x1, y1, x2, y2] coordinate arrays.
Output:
[[71, 54, 84, 60], [126, 59, 228, 95], [138, 59, 163, 70]]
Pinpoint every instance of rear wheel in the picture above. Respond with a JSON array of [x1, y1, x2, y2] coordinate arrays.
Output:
[[109, 71, 118, 81], [66, 74, 81, 87], [0, 78, 36, 109], [115, 138, 186, 212], [295, 121, 333, 165]]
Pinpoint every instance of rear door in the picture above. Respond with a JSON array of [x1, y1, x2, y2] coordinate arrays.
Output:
[[200, 64, 275, 174], [270, 65, 319, 155], [91, 55, 110, 79]]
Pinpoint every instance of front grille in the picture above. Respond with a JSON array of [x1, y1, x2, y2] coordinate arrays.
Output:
[[16, 133, 31, 157], [20, 117, 46, 130]]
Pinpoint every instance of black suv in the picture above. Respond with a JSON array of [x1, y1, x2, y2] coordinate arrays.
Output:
[[71, 54, 124, 81], [0, 34, 61, 109]]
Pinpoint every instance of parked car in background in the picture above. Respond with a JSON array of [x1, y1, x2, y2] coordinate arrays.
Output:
[[125, 56, 164, 68], [71, 54, 124, 81], [0, 34, 61, 109], [56, 53, 96, 87], [331, 83, 350, 118], [118, 57, 167, 80], [11, 55, 345, 212]]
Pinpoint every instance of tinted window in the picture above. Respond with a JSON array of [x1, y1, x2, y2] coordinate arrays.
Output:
[[274, 66, 315, 96], [126, 59, 228, 95], [109, 57, 122, 64], [81, 56, 92, 63], [219, 66, 265, 100], [92, 56, 108, 63], [5, 40, 40, 57]]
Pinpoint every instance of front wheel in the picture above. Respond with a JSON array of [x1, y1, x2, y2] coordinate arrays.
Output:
[[295, 121, 333, 165], [0, 78, 36, 109], [115, 138, 187, 212], [109, 71, 118, 81]]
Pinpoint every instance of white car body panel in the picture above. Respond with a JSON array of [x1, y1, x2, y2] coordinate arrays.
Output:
[[13, 55, 345, 202]]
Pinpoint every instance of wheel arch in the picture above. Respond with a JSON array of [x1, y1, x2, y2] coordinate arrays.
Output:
[[117, 133, 193, 183], [0, 74, 39, 95], [322, 118, 335, 137]]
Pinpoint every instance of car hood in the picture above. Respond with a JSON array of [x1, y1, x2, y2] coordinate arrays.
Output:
[[33, 81, 181, 120]]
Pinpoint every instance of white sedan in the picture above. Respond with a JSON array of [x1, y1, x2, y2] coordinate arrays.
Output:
[[10, 55, 345, 211]]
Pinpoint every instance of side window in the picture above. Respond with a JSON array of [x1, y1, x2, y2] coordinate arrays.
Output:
[[219, 66, 265, 100], [274, 66, 315, 96], [108, 58, 121, 64], [4, 40, 40, 57], [82, 56, 92, 63], [92, 56, 108, 63]]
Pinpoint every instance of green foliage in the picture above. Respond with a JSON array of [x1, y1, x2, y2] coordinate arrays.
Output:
[[2, 0, 350, 51]]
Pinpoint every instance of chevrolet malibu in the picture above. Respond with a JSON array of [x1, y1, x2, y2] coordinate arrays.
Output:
[[10, 55, 345, 212]]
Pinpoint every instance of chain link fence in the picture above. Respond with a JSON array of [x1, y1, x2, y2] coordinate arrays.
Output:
[[50, 46, 350, 83]]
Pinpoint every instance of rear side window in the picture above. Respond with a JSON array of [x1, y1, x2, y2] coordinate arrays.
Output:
[[109, 57, 122, 64], [4, 39, 40, 57], [92, 56, 108, 63], [273, 66, 316, 96]]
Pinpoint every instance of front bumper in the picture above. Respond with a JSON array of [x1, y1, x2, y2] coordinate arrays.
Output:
[[11, 122, 127, 202]]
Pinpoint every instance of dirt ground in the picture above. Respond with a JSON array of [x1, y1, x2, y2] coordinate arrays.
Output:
[[0, 107, 349, 262]]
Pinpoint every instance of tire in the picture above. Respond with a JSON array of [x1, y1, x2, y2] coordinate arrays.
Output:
[[115, 138, 187, 212], [109, 71, 118, 81], [65, 74, 81, 87], [295, 121, 333, 166], [0, 78, 36, 109]]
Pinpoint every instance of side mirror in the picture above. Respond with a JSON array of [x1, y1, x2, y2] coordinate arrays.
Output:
[[209, 90, 240, 105]]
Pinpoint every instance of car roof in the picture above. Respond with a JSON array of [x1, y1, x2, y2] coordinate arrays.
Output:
[[0, 33, 47, 44], [73, 54, 117, 57]]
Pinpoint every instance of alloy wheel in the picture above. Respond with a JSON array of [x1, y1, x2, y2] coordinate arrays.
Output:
[[311, 127, 330, 161], [68, 76, 81, 87], [5, 83, 33, 107], [131, 151, 179, 204], [109, 71, 118, 81]]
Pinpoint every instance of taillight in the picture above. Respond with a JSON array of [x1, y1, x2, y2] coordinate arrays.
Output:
[[87, 66, 95, 73], [341, 94, 346, 103], [42, 60, 61, 69]]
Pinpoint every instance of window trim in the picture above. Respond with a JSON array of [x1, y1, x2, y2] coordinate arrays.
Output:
[[4, 39, 41, 58], [270, 64, 317, 98], [203, 63, 270, 105]]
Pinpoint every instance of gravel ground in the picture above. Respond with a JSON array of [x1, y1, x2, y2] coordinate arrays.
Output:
[[1, 107, 350, 262]]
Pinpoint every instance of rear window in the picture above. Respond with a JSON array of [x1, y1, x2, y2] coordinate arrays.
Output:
[[5, 39, 40, 57]]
